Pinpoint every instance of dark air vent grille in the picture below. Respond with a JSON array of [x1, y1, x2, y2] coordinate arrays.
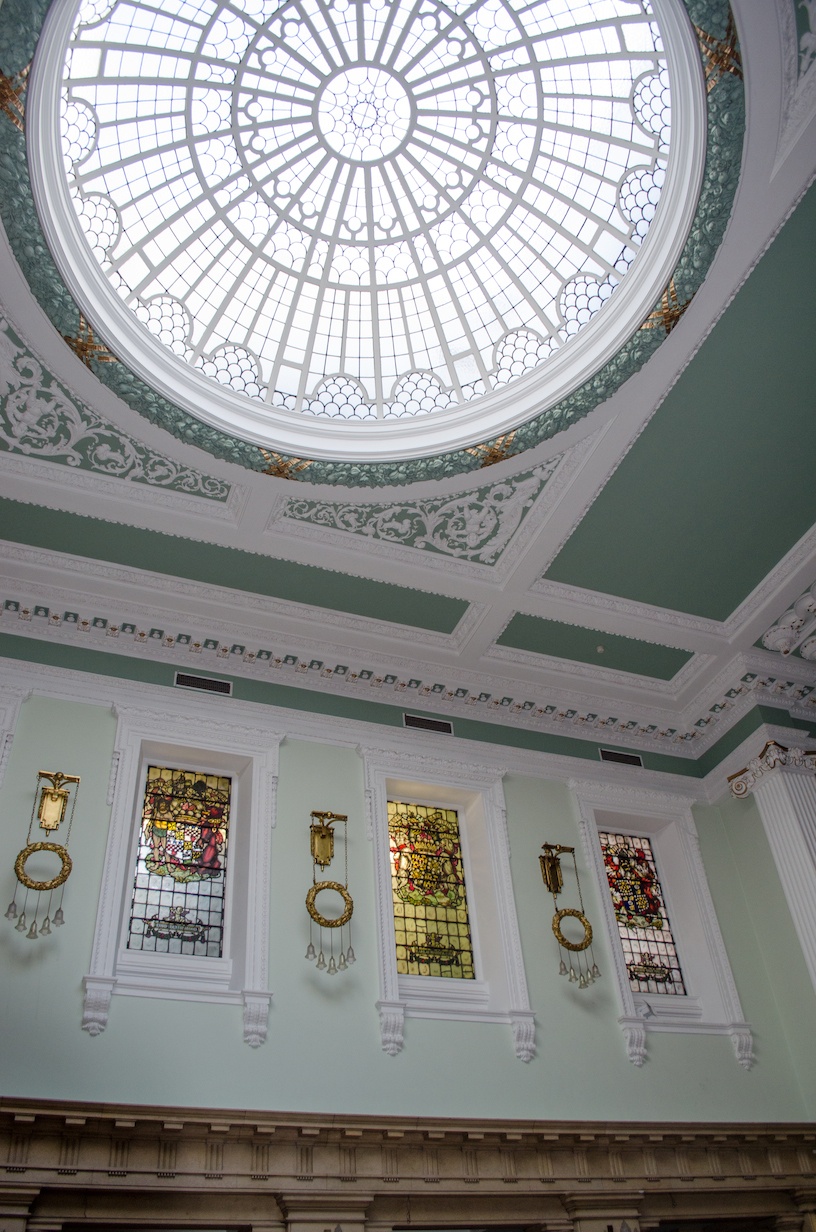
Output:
[[599, 747, 643, 767], [174, 672, 232, 696], [403, 713, 453, 735]]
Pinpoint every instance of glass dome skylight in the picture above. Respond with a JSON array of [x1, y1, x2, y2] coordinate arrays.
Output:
[[30, 0, 705, 461]]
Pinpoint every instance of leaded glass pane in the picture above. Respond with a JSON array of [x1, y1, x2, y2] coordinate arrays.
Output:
[[127, 766, 232, 958], [55, 0, 679, 432], [388, 800, 474, 979], [598, 831, 686, 995]]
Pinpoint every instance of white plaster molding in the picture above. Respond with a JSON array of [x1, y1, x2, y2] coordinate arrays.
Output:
[[242, 990, 273, 1048], [360, 746, 533, 1057], [0, 450, 246, 524], [82, 698, 281, 1036], [0, 540, 471, 651], [3, 541, 813, 761], [699, 722, 815, 805], [6, 654, 809, 820], [105, 747, 121, 807], [81, 975, 115, 1036], [376, 1000, 405, 1056], [570, 780, 752, 1067], [271, 435, 602, 587], [728, 739, 816, 797], [0, 655, 736, 802], [6, 581, 810, 763], [776, 0, 816, 170], [0, 684, 29, 790], [530, 577, 725, 639], [486, 643, 711, 699], [729, 741, 816, 997], [510, 1010, 536, 1063], [619, 1018, 647, 1067]]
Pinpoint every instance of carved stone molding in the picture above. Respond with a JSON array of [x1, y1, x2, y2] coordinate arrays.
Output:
[[376, 1001, 405, 1056], [728, 741, 816, 798], [80, 976, 115, 1037], [1, 1100, 815, 1229], [242, 991, 272, 1049], [510, 1011, 536, 1063]]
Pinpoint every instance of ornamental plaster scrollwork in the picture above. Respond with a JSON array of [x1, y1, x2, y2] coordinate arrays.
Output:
[[727, 741, 816, 798], [0, 316, 232, 501], [283, 462, 560, 565]]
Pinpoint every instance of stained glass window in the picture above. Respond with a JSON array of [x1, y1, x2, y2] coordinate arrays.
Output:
[[32, 0, 707, 460], [388, 800, 474, 980], [126, 766, 232, 958], [598, 831, 686, 996]]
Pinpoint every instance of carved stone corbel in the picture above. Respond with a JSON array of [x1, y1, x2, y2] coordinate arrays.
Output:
[[242, 990, 272, 1047], [619, 1016, 647, 1067], [81, 976, 116, 1036], [510, 1009, 536, 1062], [376, 1000, 405, 1055]]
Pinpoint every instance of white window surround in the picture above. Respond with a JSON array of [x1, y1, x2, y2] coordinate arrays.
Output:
[[361, 747, 535, 1061], [82, 701, 281, 1047], [570, 780, 753, 1070]]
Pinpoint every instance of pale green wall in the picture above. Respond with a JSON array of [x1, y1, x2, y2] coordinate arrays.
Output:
[[694, 794, 816, 1119], [0, 696, 813, 1121]]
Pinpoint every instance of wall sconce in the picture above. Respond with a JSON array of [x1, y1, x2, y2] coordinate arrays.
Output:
[[540, 841, 600, 989], [305, 811, 355, 975], [6, 770, 80, 940]]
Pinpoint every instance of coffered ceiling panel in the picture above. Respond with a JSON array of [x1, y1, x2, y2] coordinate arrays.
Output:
[[0, 497, 469, 633], [545, 180, 816, 622], [496, 614, 693, 681]]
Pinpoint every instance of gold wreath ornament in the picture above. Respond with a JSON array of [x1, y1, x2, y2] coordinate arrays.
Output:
[[306, 880, 354, 928], [14, 842, 73, 892], [552, 907, 593, 952]]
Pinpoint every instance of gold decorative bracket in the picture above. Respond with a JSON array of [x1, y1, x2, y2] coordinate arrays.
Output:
[[310, 811, 347, 869], [259, 448, 312, 479], [37, 771, 81, 832], [62, 315, 116, 368], [465, 431, 517, 468], [0, 63, 29, 132], [694, 11, 742, 94], [640, 279, 692, 336], [539, 842, 573, 895]]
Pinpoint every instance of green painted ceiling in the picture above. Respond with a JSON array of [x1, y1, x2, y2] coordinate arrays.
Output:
[[545, 179, 816, 622], [0, 497, 468, 633], [497, 613, 692, 680]]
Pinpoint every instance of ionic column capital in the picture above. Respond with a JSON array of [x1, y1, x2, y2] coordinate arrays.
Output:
[[728, 741, 816, 798]]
